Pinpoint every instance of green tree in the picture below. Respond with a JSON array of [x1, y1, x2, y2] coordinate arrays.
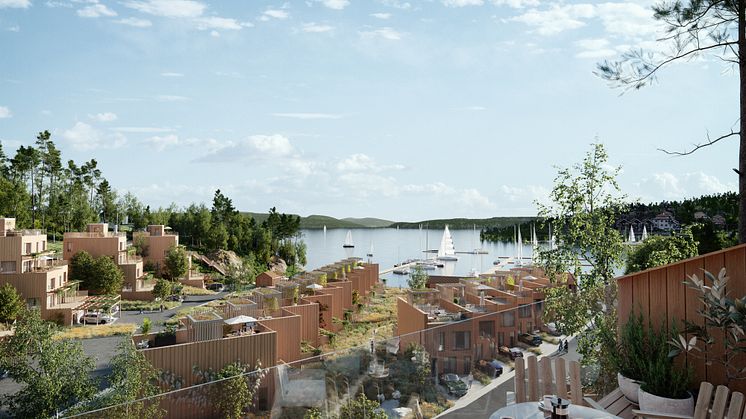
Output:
[[152, 278, 173, 301], [164, 246, 188, 279], [407, 264, 428, 289], [625, 228, 699, 274], [596, 0, 746, 243], [536, 143, 627, 392], [71, 251, 124, 295], [0, 283, 24, 325], [0, 309, 96, 417], [70, 250, 96, 286], [192, 362, 265, 419], [74, 340, 164, 418], [339, 394, 387, 419]]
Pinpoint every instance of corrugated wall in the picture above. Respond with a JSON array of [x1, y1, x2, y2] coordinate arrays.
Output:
[[259, 312, 302, 363], [617, 244, 746, 392], [283, 303, 320, 347]]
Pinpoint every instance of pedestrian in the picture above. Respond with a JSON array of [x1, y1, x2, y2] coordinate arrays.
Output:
[[468, 375, 473, 389]]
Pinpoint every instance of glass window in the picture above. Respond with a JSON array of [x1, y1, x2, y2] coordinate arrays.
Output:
[[464, 357, 472, 375], [446, 357, 457, 374], [1, 261, 16, 273], [502, 311, 515, 327], [519, 305, 532, 318], [438, 332, 445, 351], [479, 321, 493, 338], [454, 331, 471, 350]]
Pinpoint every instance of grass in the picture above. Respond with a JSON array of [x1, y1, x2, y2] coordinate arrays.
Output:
[[421, 400, 453, 418], [471, 369, 492, 386], [181, 285, 216, 296], [527, 347, 542, 355], [539, 332, 560, 345], [55, 323, 136, 340], [166, 300, 225, 325], [325, 287, 406, 351], [120, 300, 180, 311]]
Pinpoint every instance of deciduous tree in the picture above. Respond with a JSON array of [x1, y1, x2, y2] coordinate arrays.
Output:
[[0, 283, 23, 324], [164, 246, 188, 279]]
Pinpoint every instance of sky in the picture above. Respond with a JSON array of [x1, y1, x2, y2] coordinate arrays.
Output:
[[0, 0, 739, 222]]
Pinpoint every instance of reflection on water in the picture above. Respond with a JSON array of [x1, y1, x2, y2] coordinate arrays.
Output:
[[301, 228, 535, 288]]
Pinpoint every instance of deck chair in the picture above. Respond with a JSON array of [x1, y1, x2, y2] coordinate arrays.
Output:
[[633, 382, 745, 419]]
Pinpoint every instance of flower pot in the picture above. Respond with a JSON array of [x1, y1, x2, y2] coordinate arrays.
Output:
[[638, 388, 694, 416], [617, 373, 641, 403]]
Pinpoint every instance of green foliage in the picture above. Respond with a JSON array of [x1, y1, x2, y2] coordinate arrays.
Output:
[[71, 251, 124, 295], [407, 264, 428, 289], [192, 361, 266, 419], [304, 407, 323, 419], [0, 283, 24, 324], [0, 309, 97, 417], [339, 394, 387, 419], [75, 340, 164, 418], [638, 322, 691, 399], [152, 278, 172, 301], [133, 233, 150, 257], [536, 143, 627, 392], [690, 220, 738, 254], [164, 245, 188, 279], [141, 317, 152, 335], [670, 268, 746, 384], [600, 312, 648, 381], [625, 228, 698, 274]]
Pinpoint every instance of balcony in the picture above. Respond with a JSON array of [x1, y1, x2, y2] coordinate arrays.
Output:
[[29, 257, 67, 272], [54, 290, 88, 309], [3, 229, 45, 237], [118, 254, 143, 265], [64, 231, 126, 239]]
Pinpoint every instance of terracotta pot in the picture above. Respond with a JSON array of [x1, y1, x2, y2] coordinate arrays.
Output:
[[638, 388, 694, 416], [617, 373, 641, 403]]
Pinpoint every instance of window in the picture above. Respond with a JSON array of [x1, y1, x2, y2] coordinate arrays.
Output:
[[25, 243, 31, 255], [446, 357, 457, 374], [27, 298, 38, 308], [67, 243, 72, 252], [498, 332, 505, 346], [464, 357, 472, 375], [502, 311, 515, 327], [1, 261, 15, 273], [47, 294, 54, 307], [519, 305, 532, 318], [454, 331, 470, 350], [479, 321, 493, 338], [438, 332, 445, 352], [50, 277, 56, 290], [43, 241, 46, 251]]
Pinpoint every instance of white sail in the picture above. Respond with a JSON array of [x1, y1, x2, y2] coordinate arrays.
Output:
[[532, 224, 538, 248], [517, 225, 523, 266], [343, 230, 354, 247], [437, 225, 458, 261], [641, 226, 648, 241], [628, 226, 636, 243]]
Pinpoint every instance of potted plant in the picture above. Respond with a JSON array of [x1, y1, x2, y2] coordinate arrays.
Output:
[[637, 322, 693, 415], [603, 313, 647, 403]]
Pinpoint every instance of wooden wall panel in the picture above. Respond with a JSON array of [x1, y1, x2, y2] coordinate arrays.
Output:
[[648, 268, 667, 330], [684, 257, 706, 385], [632, 272, 650, 320], [704, 253, 726, 386]]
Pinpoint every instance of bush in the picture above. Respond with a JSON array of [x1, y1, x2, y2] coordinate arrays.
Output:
[[141, 317, 152, 335], [471, 369, 491, 386], [120, 300, 180, 311]]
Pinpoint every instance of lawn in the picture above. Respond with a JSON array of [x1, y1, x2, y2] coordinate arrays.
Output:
[[181, 285, 216, 296], [325, 287, 406, 351], [121, 300, 180, 311], [55, 323, 136, 340]]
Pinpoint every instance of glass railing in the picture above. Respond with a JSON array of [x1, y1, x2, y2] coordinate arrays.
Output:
[[59, 295, 564, 418]]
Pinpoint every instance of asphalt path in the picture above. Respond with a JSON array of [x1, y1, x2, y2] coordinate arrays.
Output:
[[117, 291, 228, 332]]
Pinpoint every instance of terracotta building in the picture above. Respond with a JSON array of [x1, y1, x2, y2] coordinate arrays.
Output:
[[0, 218, 87, 325], [133, 225, 179, 275], [63, 223, 153, 300]]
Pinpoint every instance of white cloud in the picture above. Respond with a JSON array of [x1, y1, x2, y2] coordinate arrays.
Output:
[[0, 0, 31, 8], [116, 17, 152, 27], [462, 105, 486, 111], [6, 25, 20, 32], [510, 4, 595, 35], [271, 112, 342, 119], [62, 122, 127, 150], [575, 38, 616, 58], [261, 9, 288, 20], [155, 94, 189, 102], [77, 2, 117, 18], [319, 0, 349, 10], [0, 106, 11, 119], [88, 112, 118, 122], [370, 12, 391, 19], [302, 22, 333, 33], [194, 16, 241, 30], [500, 184, 551, 207], [248, 135, 295, 157], [145, 134, 179, 151], [359, 27, 402, 40], [492, 0, 538, 8], [379, 0, 411, 9], [111, 126, 173, 133], [633, 171, 737, 201], [160, 72, 183, 77], [123, 0, 205, 18], [442, 0, 483, 7], [336, 153, 405, 172], [210, 29, 219, 37], [461, 188, 496, 210]]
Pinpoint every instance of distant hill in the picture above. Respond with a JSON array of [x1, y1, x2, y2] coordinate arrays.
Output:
[[390, 216, 540, 230], [342, 217, 394, 228], [243, 212, 393, 229]]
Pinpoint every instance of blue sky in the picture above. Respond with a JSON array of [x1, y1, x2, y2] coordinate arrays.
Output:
[[0, 0, 738, 221]]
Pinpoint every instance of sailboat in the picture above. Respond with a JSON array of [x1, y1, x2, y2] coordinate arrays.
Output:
[[437, 226, 459, 261], [628, 226, 636, 244], [531, 224, 538, 248], [367, 241, 374, 257], [516, 224, 523, 266], [343, 230, 354, 248], [471, 224, 488, 254], [641, 225, 649, 241]]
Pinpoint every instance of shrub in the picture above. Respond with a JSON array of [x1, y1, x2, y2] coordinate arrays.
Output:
[[141, 317, 152, 335]]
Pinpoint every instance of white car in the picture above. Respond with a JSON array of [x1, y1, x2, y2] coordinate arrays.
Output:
[[82, 312, 116, 325]]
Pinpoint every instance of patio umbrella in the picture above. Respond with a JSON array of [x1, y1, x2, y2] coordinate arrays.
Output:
[[476, 284, 493, 291], [224, 315, 257, 325], [523, 275, 538, 280], [306, 283, 324, 290]]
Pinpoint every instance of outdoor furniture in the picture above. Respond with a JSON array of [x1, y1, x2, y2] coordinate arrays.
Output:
[[595, 388, 636, 418], [490, 402, 622, 418], [633, 382, 745, 419], [513, 355, 593, 406]]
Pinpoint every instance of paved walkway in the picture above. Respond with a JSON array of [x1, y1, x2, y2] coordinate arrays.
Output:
[[438, 337, 579, 419], [118, 291, 227, 332]]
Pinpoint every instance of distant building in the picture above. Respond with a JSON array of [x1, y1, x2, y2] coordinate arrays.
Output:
[[0, 218, 87, 325], [651, 211, 680, 232], [693, 211, 708, 220], [712, 214, 727, 228], [256, 270, 285, 287], [133, 225, 179, 276]]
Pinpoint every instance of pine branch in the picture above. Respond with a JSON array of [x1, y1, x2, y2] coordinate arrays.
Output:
[[658, 130, 740, 155]]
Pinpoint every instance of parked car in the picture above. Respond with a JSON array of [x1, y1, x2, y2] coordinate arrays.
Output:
[[499, 346, 523, 360], [82, 312, 116, 325], [519, 333, 543, 346], [477, 359, 504, 378], [543, 322, 562, 336], [440, 373, 468, 397], [206, 282, 224, 292], [165, 294, 184, 302]]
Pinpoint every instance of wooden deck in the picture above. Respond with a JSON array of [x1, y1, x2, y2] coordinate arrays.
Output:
[[597, 388, 636, 419]]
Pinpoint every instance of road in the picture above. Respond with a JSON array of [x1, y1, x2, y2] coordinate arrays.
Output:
[[118, 291, 228, 332], [438, 337, 580, 419]]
